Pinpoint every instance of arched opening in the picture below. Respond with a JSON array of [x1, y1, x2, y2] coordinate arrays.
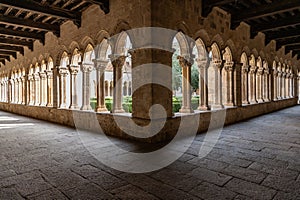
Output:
[[222, 47, 234, 107], [46, 57, 54, 107], [59, 52, 70, 109], [249, 54, 257, 104], [70, 48, 82, 109], [111, 32, 132, 113], [241, 52, 249, 105]]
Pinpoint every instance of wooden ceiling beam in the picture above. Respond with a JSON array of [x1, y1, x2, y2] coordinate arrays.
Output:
[[0, 38, 33, 50], [0, 14, 60, 34], [276, 37, 300, 47], [232, 0, 300, 24], [0, 50, 17, 59], [83, 0, 110, 14], [0, 55, 11, 62], [0, 27, 44, 42], [251, 15, 300, 35], [0, 45, 24, 55], [0, 0, 81, 24], [266, 29, 300, 42], [285, 44, 300, 52]]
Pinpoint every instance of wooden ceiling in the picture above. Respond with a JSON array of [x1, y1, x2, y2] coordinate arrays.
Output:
[[202, 0, 300, 59], [0, 0, 109, 65]]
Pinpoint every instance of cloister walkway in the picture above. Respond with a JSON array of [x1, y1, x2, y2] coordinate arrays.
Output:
[[0, 106, 299, 200]]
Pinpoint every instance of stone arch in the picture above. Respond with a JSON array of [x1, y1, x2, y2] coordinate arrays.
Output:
[[83, 44, 95, 64], [259, 50, 266, 60], [193, 29, 211, 47], [68, 41, 81, 54], [251, 48, 259, 58], [194, 37, 208, 61], [174, 31, 191, 56], [71, 48, 82, 65], [60, 51, 70, 67], [95, 38, 110, 60], [241, 46, 251, 57], [56, 46, 69, 66], [80, 36, 95, 51], [257, 56, 263, 68], [210, 34, 225, 50], [223, 46, 233, 63], [113, 31, 132, 56], [47, 57, 54, 71], [95, 30, 110, 45], [224, 39, 237, 61], [112, 20, 131, 36], [249, 54, 256, 67], [175, 21, 191, 37], [211, 42, 222, 61]]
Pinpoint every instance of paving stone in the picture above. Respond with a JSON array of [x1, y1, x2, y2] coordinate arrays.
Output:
[[88, 170, 128, 191], [190, 182, 236, 200], [273, 191, 300, 200], [248, 162, 299, 179], [64, 182, 114, 199], [187, 158, 229, 171], [0, 187, 24, 200], [225, 178, 277, 200], [12, 177, 52, 197], [110, 184, 160, 200], [0, 169, 16, 179], [221, 165, 267, 183], [27, 188, 68, 200], [188, 167, 232, 186], [262, 175, 300, 193]]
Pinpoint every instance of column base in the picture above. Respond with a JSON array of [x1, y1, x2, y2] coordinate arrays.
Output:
[[250, 100, 258, 104], [211, 104, 224, 110], [257, 99, 264, 103], [224, 102, 234, 107], [59, 104, 67, 109], [242, 101, 250, 105], [197, 105, 210, 111], [96, 106, 108, 112], [112, 109, 125, 113], [46, 103, 53, 107], [40, 103, 47, 107], [263, 98, 270, 102], [179, 108, 194, 113], [81, 105, 93, 111], [70, 105, 80, 110]]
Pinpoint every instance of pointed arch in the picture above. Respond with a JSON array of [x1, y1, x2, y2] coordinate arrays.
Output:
[[211, 34, 225, 50]]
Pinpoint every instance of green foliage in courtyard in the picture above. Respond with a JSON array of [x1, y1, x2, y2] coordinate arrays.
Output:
[[90, 96, 199, 113]]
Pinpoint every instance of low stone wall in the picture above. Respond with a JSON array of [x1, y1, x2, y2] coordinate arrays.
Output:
[[0, 98, 298, 143]]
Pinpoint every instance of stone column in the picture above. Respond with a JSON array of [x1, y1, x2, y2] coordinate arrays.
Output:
[[39, 72, 47, 106], [263, 69, 270, 102], [298, 75, 300, 104], [110, 55, 126, 113], [17, 78, 22, 104], [212, 60, 224, 109], [68, 65, 80, 109], [282, 72, 286, 99], [8, 79, 12, 103], [277, 71, 282, 99], [58, 67, 68, 109], [178, 56, 194, 113], [272, 69, 278, 101], [241, 65, 250, 104], [234, 63, 243, 107], [80, 63, 94, 111], [249, 66, 257, 104], [14, 78, 18, 104], [21, 76, 26, 104], [46, 70, 53, 107], [93, 59, 108, 112], [256, 67, 264, 103], [28, 75, 34, 105], [33, 73, 40, 106], [224, 61, 234, 107], [196, 59, 209, 110]]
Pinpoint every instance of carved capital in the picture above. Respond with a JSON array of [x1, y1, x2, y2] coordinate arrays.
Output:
[[68, 65, 80, 75], [46, 70, 53, 78], [39, 72, 47, 79], [110, 55, 126, 69], [93, 59, 109, 70], [213, 60, 222, 69], [249, 66, 257, 74], [224, 62, 234, 71], [177, 56, 193, 68], [80, 63, 94, 73]]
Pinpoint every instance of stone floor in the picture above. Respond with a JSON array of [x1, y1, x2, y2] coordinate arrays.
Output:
[[0, 106, 300, 200]]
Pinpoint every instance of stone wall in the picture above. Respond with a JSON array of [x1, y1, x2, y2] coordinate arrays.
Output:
[[0, 98, 297, 143]]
